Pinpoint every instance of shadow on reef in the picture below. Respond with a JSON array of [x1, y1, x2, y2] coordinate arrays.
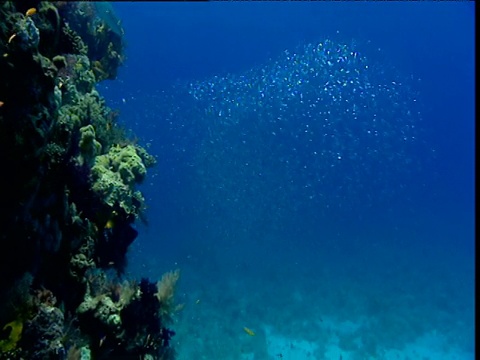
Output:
[[0, 2, 177, 359]]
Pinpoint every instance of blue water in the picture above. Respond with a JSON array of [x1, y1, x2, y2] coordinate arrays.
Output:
[[99, 3, 474, 359]]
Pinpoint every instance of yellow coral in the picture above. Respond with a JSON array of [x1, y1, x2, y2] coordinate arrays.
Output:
[[0, 319, 23, 352]]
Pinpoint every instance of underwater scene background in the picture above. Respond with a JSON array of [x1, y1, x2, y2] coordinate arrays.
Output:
[[100, 3, 474, 359]]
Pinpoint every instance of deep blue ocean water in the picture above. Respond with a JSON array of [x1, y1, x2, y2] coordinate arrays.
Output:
[[98, 3, 474, 359]]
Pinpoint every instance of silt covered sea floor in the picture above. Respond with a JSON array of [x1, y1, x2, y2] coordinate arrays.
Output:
[[127, 217, 474, 360]]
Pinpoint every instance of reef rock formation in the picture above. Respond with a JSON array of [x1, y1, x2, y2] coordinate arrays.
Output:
[[0, 2, 176, 359]]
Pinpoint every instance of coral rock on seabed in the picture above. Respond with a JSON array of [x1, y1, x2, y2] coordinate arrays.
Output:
[[21, 305, 65, 359]]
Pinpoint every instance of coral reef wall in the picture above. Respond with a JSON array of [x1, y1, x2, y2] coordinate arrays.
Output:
[[0, 2, 176, 359]]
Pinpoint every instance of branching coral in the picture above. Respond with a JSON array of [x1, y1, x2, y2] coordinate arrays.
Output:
[[156, 270, 181, 323]]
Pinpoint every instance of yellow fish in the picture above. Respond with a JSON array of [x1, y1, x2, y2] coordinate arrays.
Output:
[[104, 219, 115, 229], [243, 327, 255, 336], [25, 8, 37, 16]]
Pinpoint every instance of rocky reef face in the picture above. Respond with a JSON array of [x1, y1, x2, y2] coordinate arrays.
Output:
[[0, 2, 176, 359]]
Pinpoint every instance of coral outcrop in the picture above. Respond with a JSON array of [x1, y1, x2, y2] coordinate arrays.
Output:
[[0, 2, 176, 359]]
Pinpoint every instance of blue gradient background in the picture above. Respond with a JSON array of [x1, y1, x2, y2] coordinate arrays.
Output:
[[98, 2, 474, 358]]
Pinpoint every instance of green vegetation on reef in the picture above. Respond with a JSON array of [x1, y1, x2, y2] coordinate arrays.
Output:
[[0, 2, 177, 359], [91, 144, 156, 217]]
